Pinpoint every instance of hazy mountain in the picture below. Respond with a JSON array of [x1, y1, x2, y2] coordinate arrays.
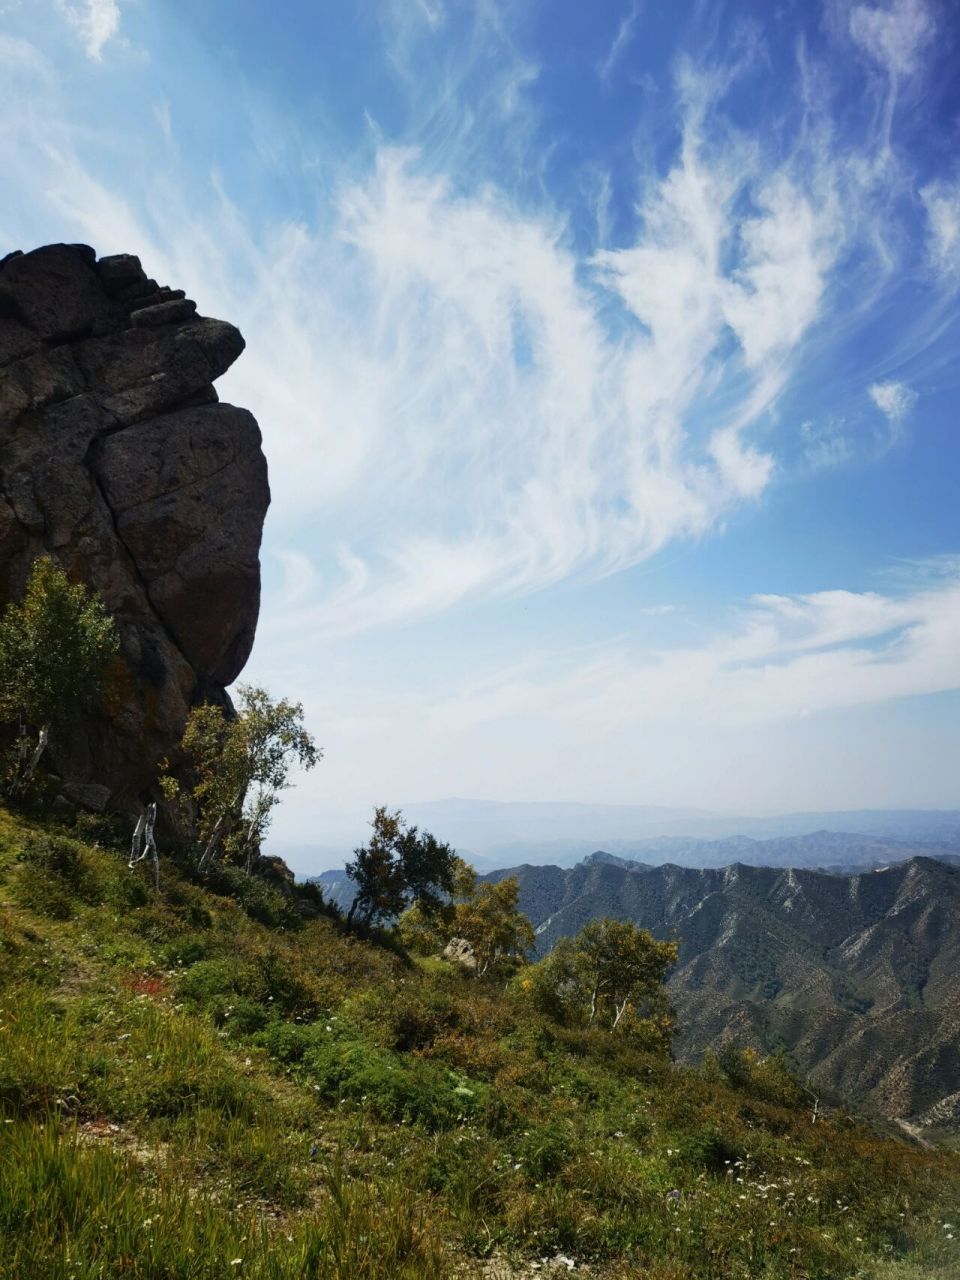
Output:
[[485, 853, 960, 1131], [282, 801, 960, 874]]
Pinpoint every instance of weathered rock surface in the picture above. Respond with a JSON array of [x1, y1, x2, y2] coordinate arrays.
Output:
[[0, 243, 269, 812], [442, 937, 478, 972]]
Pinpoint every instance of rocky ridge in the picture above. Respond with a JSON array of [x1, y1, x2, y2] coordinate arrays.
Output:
[[482, 854, 960, 1131], [0, 242, 269, 812]]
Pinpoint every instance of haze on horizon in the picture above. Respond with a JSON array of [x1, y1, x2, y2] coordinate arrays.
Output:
[[3, 0, 958, 848]]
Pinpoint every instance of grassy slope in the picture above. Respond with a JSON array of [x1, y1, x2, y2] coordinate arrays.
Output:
[[0, 808, 958, 1280]]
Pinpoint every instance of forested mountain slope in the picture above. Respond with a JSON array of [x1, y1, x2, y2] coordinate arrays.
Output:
[[487, 854, 960, 1132]]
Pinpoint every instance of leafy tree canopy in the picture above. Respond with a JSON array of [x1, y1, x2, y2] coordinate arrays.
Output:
[[525, 917, 677, 1046], [165, 684, 319, 873], [0, 557, 118, 732], [0, 557, 118, 796], [452, 875, 535, 978], [346, 806, 459, 927]]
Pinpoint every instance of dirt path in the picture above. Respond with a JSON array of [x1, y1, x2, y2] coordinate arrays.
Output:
[[895, 1118, 934, 1150]]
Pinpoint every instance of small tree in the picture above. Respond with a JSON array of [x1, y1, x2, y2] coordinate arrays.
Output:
[[526, 917, 677, 1043], [165, 684, 319, 873], [453, 876, 535, 978], [0, 557, 118, 795], [398, 857, 476, 954], [345, 806, 459, 927]]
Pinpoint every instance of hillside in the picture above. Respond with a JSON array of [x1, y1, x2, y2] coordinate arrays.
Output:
[[1, 808, 959, 1278], [483, 855, 960, 1134]]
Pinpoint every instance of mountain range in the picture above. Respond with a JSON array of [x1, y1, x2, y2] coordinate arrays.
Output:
[[286, 800, 960, 873], [483, 852, 960, 1134]]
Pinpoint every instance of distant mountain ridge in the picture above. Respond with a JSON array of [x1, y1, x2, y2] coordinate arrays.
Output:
[[483, 853, 960, 1133], [310, 827, 960, 910], [285, 802, 960, 874]]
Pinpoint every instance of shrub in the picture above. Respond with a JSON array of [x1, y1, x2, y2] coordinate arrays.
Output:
[[304, 1030, 487, 1131], [517, 1121, 574, 1180], [718, 1045, 806, 1108], [204, 862, 302, 929], [13, 833, 103, 918]]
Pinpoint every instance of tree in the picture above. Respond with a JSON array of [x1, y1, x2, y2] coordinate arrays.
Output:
[[0, 557, 118, 795], [453, 876, 535, 978], [525, 918, 677, 1044], [345, 807, 460, 927], [164, 685, 319, 873], [398, 857, 476, 954]]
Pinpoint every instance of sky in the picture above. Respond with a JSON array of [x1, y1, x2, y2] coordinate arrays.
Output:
[[1, 0, 959, 868]]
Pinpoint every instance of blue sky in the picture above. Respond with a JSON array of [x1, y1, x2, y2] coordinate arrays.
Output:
[[2, 0, 959, 863]]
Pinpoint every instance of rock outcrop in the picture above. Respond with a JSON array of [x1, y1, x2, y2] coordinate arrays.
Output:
[[0, 243, 269, 812]]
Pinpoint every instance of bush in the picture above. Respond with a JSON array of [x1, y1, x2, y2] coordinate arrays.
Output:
[[13, 834, 103, 918], [718, 1045, 806, 1108], [517, 1121, 573, 1180], [203, 862, 302, 929], [677, 1125, 743, 1176], [304, 1030, 488, 1131], [175, 947, 316, 1027], [161, 932, 216, 968], [350, 986, 461, 1052]]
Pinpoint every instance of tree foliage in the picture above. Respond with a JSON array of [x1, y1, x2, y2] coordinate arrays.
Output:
[[346, 807, 459, 927], [0, 557, 118, 793], [397, 857, 476, 954], [452, 876, 535, 978], [166, 685, 319, 873], [0, 557, 118, 729], [525, 917, 677, 1047], [397, 864, 534, 976]]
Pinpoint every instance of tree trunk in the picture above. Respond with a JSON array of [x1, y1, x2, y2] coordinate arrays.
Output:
[[588, 982, 600, 1026], [197, 814, 227, 873], [11, 724, 48, 796]]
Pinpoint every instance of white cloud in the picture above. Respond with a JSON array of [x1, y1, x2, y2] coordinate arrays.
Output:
[[56, 0, 121, 61], [920, 179, 960, 281], [248, 560, 960, 831], [345, 567, 960, 738], [0, 33, 52, 77], [0, 1, 949, 648], [599, 3, 641, 84], [848, 0, 934, 79], [800, 417, 855, 471], [869, 379, 917, 424]]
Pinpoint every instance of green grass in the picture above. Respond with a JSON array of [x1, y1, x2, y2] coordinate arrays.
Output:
[[0, 809, 958, 1278]]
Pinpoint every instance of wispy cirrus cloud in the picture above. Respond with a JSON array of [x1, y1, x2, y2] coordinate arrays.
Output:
[[301, 561, 960, 741], [848, 0, 934, 80], [599, 2, 642, 84], [869, 379, 917, 425], [55, 0, 121, 61], [920, 179, 960, 282], [1, 0, 954, 645]]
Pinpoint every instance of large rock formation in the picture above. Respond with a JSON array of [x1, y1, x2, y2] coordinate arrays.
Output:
[[0, 243, 269, 812]]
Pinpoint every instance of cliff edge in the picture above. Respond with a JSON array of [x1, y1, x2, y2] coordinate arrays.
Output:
[[0, 242, 269, 811]]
